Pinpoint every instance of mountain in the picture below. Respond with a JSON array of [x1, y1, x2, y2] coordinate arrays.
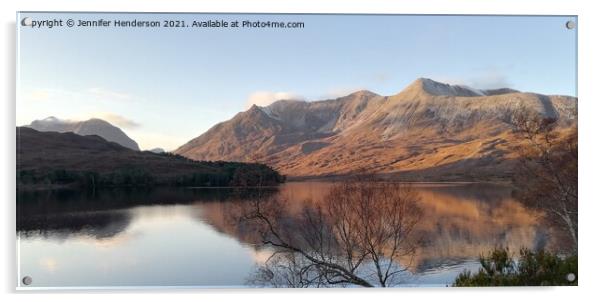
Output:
[[148, 147, 166, 154], [17, 127, 284, 188], [26, 117, 140, 150], [175, 78, 577, 180]]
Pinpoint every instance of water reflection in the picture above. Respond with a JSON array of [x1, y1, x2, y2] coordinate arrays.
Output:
[[199, 184, 554, 264], [17, 182, 557, 287], [17, 187, 276, 240], [196, 182, 555, 286]]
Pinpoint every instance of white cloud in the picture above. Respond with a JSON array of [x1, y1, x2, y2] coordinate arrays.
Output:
[[96, 112, 140, 129], [67, 112, 140, 129], [434, 70, 512, 90], [244, 87, 370, 109], [467, 73, 511, 90], [245, 91, 305, 109]]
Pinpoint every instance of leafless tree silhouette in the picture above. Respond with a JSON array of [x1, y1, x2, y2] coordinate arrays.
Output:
[[510, 108, 577, 252], [242, 178, 423, 287]]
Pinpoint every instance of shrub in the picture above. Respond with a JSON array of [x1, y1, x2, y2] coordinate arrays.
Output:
[[453, 247, 577, 286]]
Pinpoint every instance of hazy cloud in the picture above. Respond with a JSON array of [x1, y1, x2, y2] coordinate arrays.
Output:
[[466, 73, 511, 90], [245, 91, 305, 109], [435, 70, 512, 90], [320, 86, 366, 100], [244, 87, 369, 108], [96, 112, 141, 129]]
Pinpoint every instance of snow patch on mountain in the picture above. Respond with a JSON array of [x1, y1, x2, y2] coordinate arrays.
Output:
[[419, 78, 485, 97], [26, 116, 140, 150]]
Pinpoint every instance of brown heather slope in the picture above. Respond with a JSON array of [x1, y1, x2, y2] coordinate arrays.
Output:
[[17, 127, 283, 188], [17, 126, 209, 176], [175, 78, 577, 181]]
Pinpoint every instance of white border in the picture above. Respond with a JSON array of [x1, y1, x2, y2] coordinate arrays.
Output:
[[2, 1, 601, 302]]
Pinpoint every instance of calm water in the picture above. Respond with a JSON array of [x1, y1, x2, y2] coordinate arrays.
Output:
[[17, 182, 557, 288]]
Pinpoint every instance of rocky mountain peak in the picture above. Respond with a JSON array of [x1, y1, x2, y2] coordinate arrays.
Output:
[[26, 116, 140, 151], [175, 80, 576, 179], [401, 78, 482, 97], [399, 77, 520, 98]]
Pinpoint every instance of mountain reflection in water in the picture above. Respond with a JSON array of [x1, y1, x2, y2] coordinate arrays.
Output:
[[17, 182, 558, 287]]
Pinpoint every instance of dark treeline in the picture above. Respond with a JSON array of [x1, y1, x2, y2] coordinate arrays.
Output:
[[18, 158, 285, 189], [17, 128, 286, 190]]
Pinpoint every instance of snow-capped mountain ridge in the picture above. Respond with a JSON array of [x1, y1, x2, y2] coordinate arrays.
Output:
[[175, 78, 576, 179], [26, 117, 140, 150], [401, 78, 519, 97]]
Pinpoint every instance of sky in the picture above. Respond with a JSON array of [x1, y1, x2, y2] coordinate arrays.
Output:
[[17, 13, 577, 150]]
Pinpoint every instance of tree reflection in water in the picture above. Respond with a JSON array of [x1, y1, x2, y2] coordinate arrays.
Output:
[[240, 178, 423, 287], [17, 182, 557, 287]]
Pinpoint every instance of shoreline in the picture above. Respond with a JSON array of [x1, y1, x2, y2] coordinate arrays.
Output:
[[17, 178, 513, 192]]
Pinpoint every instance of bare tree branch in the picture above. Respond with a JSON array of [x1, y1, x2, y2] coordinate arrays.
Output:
[[243, 177, 423, 287]]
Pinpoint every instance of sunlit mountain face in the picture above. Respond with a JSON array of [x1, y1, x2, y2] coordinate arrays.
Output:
[[175, 78, 576, 181]]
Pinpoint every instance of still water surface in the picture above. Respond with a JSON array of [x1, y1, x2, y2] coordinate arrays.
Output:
[[17, 182, 555, 287]]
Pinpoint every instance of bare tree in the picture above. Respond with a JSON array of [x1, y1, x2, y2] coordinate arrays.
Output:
[[243, 178, 423, 287], [510, 109, 577, 252]]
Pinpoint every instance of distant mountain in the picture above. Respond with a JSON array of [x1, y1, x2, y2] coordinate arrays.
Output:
[[26, 116, 140, 150], [148, 148, 166, 154], [17, 127, 284, 189], [175, 78, 577, 180]]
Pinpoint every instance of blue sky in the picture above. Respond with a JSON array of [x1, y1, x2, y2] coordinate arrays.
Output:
[[17, 13, 577, 150]]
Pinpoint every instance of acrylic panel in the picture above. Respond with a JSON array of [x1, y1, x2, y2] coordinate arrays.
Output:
[[16, 12, 578, 289]]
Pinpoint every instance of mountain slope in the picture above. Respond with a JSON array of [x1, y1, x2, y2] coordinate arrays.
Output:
[[26, 117, 140, 150], [17, 127, 284, 188], [175, 78, 577, 180]]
